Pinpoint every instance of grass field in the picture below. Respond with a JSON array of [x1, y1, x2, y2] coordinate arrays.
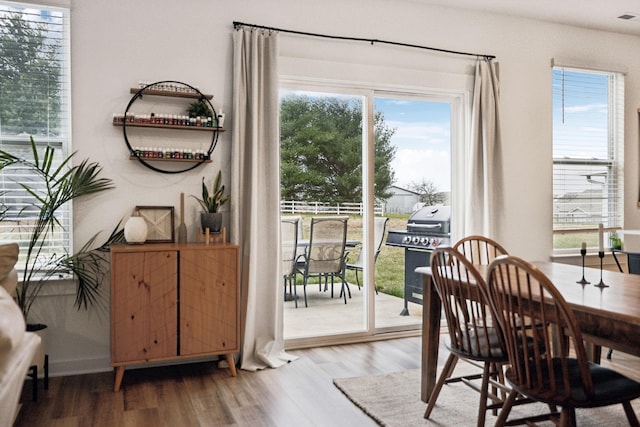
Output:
[[290, 213, 410, 298]]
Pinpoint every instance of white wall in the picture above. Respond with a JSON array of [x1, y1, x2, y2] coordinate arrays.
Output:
[[36, 0, 640, 375]]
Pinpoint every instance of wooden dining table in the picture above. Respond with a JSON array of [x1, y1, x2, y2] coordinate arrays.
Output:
[[417, 261, 640, 403]]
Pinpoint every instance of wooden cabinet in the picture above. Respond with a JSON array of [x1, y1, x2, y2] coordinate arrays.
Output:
[[110, 243, 239, 392]]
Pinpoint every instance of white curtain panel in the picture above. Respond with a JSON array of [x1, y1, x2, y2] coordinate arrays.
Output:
[[231, 28, 297, 370], [464, 58, 504, 238]]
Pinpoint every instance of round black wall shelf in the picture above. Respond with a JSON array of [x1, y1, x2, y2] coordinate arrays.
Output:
[[120, 80, 219, 174]]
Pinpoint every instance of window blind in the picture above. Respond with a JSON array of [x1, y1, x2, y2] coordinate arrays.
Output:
[[552, 66, 624, 247], [0, 2, 71, 268]]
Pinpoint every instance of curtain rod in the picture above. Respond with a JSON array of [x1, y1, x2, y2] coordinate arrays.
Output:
[[233, 21, 495, 60]]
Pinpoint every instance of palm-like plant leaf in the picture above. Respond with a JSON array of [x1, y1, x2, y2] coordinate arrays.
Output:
[[0, 136, 118, 320]]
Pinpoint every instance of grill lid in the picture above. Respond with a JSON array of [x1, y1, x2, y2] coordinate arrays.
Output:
[[407, 205, 450, 235]]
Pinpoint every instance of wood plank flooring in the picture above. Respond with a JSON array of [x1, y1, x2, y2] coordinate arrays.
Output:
[[14, 337, 640, 427]]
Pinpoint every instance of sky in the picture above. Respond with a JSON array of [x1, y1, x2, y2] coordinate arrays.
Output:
[[375, 98, 451, 192]]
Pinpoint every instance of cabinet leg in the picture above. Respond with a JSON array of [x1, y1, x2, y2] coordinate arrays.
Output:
[[114, 366, 125, 392], [226, 354, 237, 377]]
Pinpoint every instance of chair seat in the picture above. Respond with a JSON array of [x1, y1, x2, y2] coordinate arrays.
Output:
[[446, 327, 508, 361], [506, 358, 640, 408]]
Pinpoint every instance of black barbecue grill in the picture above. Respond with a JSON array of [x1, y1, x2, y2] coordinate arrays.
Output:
[[385, 205, 451, 315]]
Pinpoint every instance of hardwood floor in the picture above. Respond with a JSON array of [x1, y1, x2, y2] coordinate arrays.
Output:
[[14, 337, 640, 427], [14, 337, 423, 427]]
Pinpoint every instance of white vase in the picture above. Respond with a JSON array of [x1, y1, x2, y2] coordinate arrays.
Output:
[[124, 216, 148, 244]]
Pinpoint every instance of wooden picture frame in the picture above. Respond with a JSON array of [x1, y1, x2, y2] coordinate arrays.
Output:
[[136, 206, 175, 243]]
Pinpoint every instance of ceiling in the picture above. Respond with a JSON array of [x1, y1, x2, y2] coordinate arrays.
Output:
[[410, 0, 640, 37]]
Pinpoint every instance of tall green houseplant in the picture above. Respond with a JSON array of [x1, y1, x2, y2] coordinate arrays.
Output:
[[192, 169, 229, 233], [0, 137, 123, 321]]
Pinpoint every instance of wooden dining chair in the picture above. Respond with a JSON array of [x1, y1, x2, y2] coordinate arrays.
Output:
[[297, 216, 350, 308], [486, 255, 640, 427], [424, 247, 510, 427], [453, 234, 508, 266]]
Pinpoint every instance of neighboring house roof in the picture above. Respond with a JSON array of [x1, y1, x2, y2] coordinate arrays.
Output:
[[386, 185, 420, 197]]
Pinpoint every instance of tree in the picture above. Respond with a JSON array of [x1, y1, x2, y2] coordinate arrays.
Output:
[[409, 179, 447, 206], [0, 10, 62, 136], [280, 94, 396, 203]]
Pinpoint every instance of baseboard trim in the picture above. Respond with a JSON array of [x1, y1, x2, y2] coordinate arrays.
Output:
[[49, 356, 112, 377]]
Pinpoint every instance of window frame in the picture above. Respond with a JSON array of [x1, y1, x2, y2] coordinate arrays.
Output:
[[551, 65, 624, 253], [0, 1, 72, 271]]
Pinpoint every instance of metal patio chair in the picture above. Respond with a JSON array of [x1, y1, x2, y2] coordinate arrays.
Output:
[[346, 216, 388, 294], [281, 216, 300, 302], [296, 216, 349, 308]]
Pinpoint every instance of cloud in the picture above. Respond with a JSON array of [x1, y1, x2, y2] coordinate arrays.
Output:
[[392, 148, 450, 191], [564, 103, 607, 114], [387, 120, 450, 146]]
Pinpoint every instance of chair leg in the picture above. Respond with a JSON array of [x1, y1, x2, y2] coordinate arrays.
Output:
[[342, 276, 350, 304], [607, 348, 613, 359], [293, 276, 299, 308], [344, 274, 351, 298], [476, 362, 492, 427], [330, 274, 335, 298], [302, 276, 309, 308], [283, 276, 289, 302], [622, 401, 640, 427], [559, 407, 576, 427], [494, 389, 518, 427], [355, 269, 361, 290], [424, 353, 458, 419], [489, 362, 500, 416]]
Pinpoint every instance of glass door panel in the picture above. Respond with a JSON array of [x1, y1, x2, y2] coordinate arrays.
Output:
[[281, 88, 367, 340], [372, 97, 452, 331]]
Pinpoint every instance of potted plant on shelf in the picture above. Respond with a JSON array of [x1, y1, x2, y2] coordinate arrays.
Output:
[[186, 99, 212, 119], [0, 136, 124, 324], [192, 169, 229, 233]]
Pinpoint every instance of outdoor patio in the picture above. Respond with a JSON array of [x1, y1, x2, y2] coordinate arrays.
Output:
[[283, 281, 424, 339]]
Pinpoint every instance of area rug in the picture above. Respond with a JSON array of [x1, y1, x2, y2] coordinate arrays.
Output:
[[333, 368, 640, 427]]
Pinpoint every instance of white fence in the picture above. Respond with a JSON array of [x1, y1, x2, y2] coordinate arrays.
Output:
[[280, 200, 385, 216]]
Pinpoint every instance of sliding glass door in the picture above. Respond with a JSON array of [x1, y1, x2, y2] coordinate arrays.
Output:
[[281, 83, 456, 345]]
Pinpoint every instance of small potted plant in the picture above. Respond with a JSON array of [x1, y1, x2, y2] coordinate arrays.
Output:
[[192, 169, 229, 233], [610, 231, 622, 250]]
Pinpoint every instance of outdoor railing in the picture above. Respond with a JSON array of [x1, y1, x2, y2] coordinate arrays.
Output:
[[280, 200, 385, 216]]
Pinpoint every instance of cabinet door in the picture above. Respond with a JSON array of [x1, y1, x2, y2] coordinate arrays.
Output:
[[180, 247, 238, 356], [111, 250, 178, 363]]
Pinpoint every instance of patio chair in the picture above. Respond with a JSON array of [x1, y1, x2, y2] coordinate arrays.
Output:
[[346, 216, 388, 294], [297, 216, 350, 308], [453, 234, 508, 266], [424, 246, 511, 427], [486, 255, 640, 427], [281, 216, 300, 302]]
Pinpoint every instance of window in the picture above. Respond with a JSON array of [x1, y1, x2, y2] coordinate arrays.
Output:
[[552, 66, 624, 251], [0, 2, 70, 267]]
